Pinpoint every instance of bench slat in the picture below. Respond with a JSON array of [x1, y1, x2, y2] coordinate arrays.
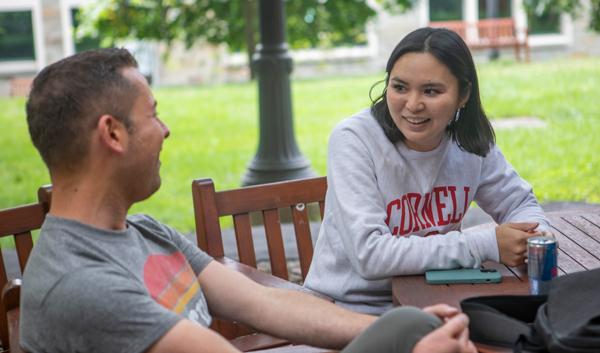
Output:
[[291, 204, 314, 280], [14, 232, 34, 272], [263, 209, 289, 280], [214, 177, 327, 216], [0, 204, 46, 237], [233, 214, 257, 268]]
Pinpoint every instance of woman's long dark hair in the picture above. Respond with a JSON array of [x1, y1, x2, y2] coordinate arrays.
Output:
[[371, 27, 495, 157]]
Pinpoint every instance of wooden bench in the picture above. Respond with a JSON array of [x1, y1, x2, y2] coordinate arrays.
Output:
[[192, 176, 330, 347], [192, 176, 327, 283], [429, 18, 529, 62], [1, 184, 333, 352], [0, 186, 50, 352], [8, 77, 34, 98]]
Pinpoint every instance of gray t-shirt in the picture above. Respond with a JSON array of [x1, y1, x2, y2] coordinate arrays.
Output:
[[21, 214, 213, 353]]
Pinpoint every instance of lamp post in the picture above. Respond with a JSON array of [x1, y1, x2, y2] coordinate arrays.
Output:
[[241, 0, 315, 186]]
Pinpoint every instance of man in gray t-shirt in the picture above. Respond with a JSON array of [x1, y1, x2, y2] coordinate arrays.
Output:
[[20, 48, 476, 353], [22, 214, 212, 352]]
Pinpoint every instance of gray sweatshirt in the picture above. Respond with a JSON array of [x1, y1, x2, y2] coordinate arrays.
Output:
[[304, 109, 549, 315]]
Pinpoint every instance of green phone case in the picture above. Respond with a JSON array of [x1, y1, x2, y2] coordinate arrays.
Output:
[[425, 268, 502, 284]]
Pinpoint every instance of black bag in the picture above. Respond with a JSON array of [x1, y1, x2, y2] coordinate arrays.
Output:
[[461, 268, 600, 353]]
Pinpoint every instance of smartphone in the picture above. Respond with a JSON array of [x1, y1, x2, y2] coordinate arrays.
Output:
[[425, 268, 502, 284]]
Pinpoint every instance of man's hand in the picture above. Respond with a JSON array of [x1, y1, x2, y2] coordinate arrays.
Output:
[[423, 304, 459, 320], [412, 314, 476, 353], [496, 222, 540, 267]]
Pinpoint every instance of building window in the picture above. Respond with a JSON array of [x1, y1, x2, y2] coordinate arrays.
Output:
[[0, 10, 35, 61], [478, 0, 511, 19], [71, 8, 100, 53], [430, 0, 463, 21], [528, 8, 561, 34]]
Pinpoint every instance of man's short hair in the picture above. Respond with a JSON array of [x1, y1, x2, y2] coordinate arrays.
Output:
[[26, 48, 139, 172]]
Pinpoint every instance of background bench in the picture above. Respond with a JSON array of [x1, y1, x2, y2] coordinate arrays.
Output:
[[430, 18, 529, 62]]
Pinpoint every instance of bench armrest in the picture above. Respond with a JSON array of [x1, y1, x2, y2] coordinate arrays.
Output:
[[1, 279, 23, 353], [2, 279, 21, 313]]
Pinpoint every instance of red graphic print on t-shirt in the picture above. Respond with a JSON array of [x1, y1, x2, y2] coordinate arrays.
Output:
[[143, 252, 200, 314]]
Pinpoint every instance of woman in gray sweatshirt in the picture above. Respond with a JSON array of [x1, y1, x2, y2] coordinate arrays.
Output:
[[304, 27, 549, 315]]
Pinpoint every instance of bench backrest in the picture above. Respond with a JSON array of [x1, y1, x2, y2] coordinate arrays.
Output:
[[429, 18, 529, 61], [428, 20, 468, 39], [192, 177, 327, 282], [0, 186, 51, 351], [476, 18, 519, 44], [429, 18, 524, 43]]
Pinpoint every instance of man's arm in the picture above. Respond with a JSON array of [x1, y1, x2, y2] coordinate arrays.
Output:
[[146, 320, 240, 353], [199, 260, 376, 349], [148, 261, 476, 353]]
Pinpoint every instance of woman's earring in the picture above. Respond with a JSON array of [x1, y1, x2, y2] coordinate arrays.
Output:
[[454, 108, 461, 123]]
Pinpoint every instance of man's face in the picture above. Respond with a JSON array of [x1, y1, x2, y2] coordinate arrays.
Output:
[[118, 67, 170, 202]]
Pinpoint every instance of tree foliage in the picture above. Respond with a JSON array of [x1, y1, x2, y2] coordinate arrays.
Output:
[[79, 0, 412, 52], [523, 0, 600, 32], [78, 0, 600, 56]]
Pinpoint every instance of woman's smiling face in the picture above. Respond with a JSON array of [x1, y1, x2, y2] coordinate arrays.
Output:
[[386, 52, 468, 152]]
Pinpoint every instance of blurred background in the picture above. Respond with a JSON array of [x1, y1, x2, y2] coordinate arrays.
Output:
[[1, 0, 599, 233], [1, 0, 599, 90]]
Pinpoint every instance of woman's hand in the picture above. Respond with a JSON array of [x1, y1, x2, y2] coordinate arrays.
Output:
[[496, 222, 540, 266]]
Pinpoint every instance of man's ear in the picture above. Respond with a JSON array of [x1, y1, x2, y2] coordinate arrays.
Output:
[[97, 115, 128, 153]]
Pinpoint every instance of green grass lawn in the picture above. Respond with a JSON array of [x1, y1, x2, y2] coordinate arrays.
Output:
[[1, 57, 599, 234]]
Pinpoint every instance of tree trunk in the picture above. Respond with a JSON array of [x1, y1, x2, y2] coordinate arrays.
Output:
[[243, 0, 257, 79]]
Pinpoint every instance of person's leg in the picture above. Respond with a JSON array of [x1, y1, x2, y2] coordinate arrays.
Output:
[[341, 306, 441, 353]]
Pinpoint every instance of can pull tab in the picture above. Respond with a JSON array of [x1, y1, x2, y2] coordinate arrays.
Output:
[[541, 231, 556, 239]]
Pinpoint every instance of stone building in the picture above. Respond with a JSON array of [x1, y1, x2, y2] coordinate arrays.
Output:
[[1, 0, 599, 96]]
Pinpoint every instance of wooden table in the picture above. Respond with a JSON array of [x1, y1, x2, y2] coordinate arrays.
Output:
[[392, 210, 600, 352]]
